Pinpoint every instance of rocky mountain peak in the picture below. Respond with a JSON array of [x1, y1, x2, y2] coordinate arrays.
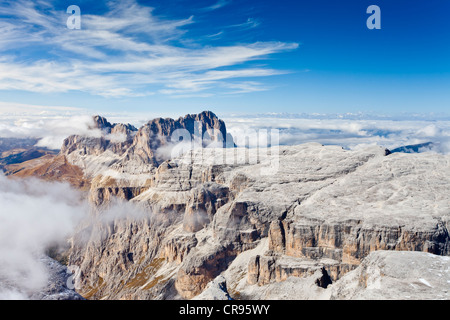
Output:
[[60, 111, 234, 175], [145, 110, 228, 143], [91, 115, 138, 134], [92, 115, 112, 131]]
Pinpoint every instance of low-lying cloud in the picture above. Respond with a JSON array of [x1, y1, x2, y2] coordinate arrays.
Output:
[[0, 112, 139, 150], [0, 173, 158, 299], [0, 114, 100, 150], [0, 174, 87, 299], [1, 112, 450, 155], [223, 115, 450, 155]]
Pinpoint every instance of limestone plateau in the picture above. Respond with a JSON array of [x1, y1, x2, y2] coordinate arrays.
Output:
[[10, 111, 450, 300]]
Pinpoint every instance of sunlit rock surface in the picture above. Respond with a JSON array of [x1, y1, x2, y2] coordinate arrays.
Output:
[[7, 112, 449, 300]]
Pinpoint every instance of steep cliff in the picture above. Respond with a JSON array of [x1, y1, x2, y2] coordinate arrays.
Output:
[[9, 111, 449, 300], [62, 123, 449, 299]]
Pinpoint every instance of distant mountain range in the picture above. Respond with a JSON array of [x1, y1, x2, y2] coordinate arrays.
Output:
[[0, 138, 58, 170], [389, 142, 436, 154]]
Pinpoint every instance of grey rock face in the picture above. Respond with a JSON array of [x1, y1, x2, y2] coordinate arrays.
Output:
[[59, 112, 450, 300], [192, 275, 232, 300], [61, 116, 137, 159], [329, 250, 450, 300], [62, 111, 232, 171], [61, 111, 235, 207]]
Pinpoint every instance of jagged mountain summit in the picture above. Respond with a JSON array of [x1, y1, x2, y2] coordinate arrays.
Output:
[[4, 111, 450, 300], [61, 111, 234, 173]]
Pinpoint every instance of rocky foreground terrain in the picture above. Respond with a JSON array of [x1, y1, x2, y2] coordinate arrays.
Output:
[[4, 111, 450, 300]]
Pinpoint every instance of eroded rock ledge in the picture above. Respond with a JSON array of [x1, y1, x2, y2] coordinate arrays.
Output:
[[20, 112, 449, 300]]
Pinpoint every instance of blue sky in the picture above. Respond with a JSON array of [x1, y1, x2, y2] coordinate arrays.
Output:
[[0, 0, 449, 117]]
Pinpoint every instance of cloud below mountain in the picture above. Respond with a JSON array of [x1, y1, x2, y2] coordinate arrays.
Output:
[[223, 115, 450, 155], [0, 174, 87, 298], [0, 172, 155, 299], [0, 111, 449, 155]]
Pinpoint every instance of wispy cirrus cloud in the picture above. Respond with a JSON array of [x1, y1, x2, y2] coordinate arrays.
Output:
[[0, 0, 298, 98], [198, 0, 232, 12], [227, 18, 261, 30]]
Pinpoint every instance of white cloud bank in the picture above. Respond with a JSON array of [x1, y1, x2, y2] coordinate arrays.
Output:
[[0, 113, 102, 149], [1, 111, 450, 154], [0, 108, 142, 150], [0, 173, 155, 299], [223, 115, 450, 155], [0, 174, 87, 299]]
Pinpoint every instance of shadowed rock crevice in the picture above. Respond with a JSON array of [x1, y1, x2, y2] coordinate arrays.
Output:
[[315, 267, 332, 288]]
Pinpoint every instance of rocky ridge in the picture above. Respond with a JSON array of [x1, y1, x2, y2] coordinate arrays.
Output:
[[8, 111, 450, 300]]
